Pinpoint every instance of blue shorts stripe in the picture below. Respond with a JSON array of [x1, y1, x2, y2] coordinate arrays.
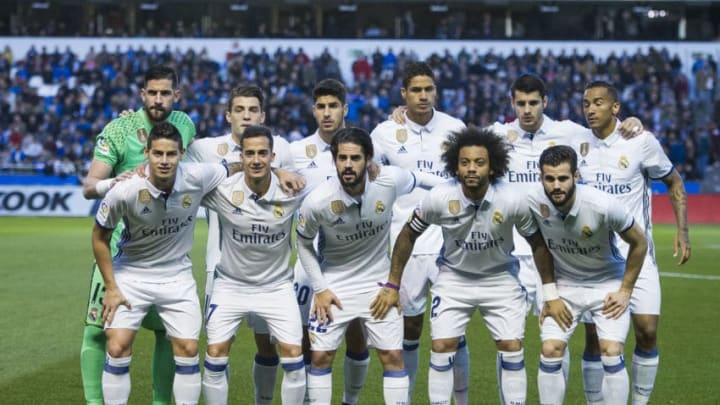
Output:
[[308, 367, 332, 376], [282, 360, 306, 372], [254, 354, 280, 367], [383, 369, 408, 378], [204, 360, 227, 372], [346, 350, 370, 361], [103, 363, 129, 375], [176, 364, 200, 375]]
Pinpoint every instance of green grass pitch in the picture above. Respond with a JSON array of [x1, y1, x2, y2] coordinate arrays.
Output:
[[0, 217, 718, 404]]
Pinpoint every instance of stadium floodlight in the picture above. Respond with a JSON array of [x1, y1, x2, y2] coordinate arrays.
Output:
[[430, 4, 449, 13], [338, 3, 357, 12], [230, 3, 248, 12], [31, 2, 50, 9], [139, 2, 159, 11]]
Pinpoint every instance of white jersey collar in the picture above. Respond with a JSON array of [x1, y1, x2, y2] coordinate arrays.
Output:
[[405, 109, 438, 135]]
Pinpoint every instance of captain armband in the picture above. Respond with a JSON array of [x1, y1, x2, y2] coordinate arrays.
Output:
[[407, 211, 429, 234]]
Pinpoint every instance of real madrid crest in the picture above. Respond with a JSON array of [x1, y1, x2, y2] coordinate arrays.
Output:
[[540, 204, 550, 219], [232, 191, 244, 205], [306, 145, 317, 159], [580, 142, 590, 157], [548, 141, 556, 147], [137, 128, 148, 143], [331, 200, 345, 215], [217, 143, 229, 156], [581, 226, 594, 239], [138, 189, 152, 204], [506, 130, 519, 143], [375, 200, 385, 214], [492, 210, 504, 225], [396, 129, 408, 144], [618, 155, 629, 170], [273, 204, 284, 218], [182, 194, 192, 209], [448, 200, 461, 215]]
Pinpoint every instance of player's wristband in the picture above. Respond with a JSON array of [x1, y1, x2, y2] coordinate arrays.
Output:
[[542, 283, 560, 301], [377, 282, 400, 291], [95, 178, 115, 197]]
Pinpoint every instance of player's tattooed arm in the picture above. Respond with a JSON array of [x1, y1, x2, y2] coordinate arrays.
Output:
[[663, 170, 691, 265], [370, 222, 422, 319]]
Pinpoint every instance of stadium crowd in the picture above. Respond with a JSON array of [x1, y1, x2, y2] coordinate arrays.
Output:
[[1, 43, 719, 181]]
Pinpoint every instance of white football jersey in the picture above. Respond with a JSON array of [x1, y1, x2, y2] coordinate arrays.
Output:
[[412, 180, 537, 281], [290, 131, 336, 189], [371, 110, 466, 255], [202, 172, 309, 288], [296, 166, 416, 296], [96, 163, 227, 281], [490, 115, 586, 256], [572, 121, 674, 259], [528, 184, 634, 283]]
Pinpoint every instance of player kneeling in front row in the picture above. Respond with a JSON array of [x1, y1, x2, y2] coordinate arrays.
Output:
[[530, 145, 648, 405], [373, 127, 562, 405], [92, 122, 231, 405]]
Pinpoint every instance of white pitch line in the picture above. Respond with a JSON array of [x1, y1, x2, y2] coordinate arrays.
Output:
[[660, 272, 720, 281]]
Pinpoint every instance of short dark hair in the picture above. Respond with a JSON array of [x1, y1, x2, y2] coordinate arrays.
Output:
[[240, 125, 274, 151], [584, 80, 619, 103], [510, 74, 547, 98], [147, 122, 183, 150], [312, 79, 346, 105], [144, 65, 178, 88], [539, 145, 578, 174], [442, 126, 509, 184], [331, 127, 374, 160], [228, 85, 264, 112], [402, 61, 434, 88]]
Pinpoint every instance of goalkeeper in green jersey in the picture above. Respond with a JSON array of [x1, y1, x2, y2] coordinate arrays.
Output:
[[80, 65, 196, 405]]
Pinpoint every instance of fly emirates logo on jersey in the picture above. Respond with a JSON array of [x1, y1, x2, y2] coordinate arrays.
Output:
[[416, 160, 452, 179], [547, 237, 602, 255], [454, 231, 505, 251], [141, 215, 194, 236], [506, 160, 542, 183], [232, 223, 287, 244], [588, 172, 633, 195], [335, 219, 388, 242]]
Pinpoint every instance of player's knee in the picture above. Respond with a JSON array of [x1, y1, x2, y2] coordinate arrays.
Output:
[[633, 318, 658, 348], [206, 341, 231, 358], [311, 350, 335, 369], [106, 339, 131, 358], [277, 342, 302, 358], [496, 339, 522, 352], [403, 314, 424, 340], [172, 339, 198, 357], [254, 333, 277, 357], [541, 340, 566, 358], [431, 337, 459, 353], [376, 349, 404, 369], [599, 340, 623, 357]]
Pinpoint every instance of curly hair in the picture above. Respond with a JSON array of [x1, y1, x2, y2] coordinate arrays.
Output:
[[442, 126, 510, 184]]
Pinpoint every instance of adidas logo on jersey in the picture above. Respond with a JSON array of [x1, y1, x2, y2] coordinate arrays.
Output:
[[232, 207, 243, 215], [141, 206, 152, 215], [397, 146, 408, 154], [332, 217, 345, 226], [307, 161, 318, 169]]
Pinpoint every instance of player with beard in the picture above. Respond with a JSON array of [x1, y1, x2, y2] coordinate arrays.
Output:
[[81, 65, 195, 405]]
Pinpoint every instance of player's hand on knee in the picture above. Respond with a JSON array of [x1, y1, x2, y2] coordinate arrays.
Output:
[[602, 289, 631, 319], [313, 289, 342, 325], [102, 287, 131, 325], [542, 298, 572, 331], [369, 285, 400, 320]]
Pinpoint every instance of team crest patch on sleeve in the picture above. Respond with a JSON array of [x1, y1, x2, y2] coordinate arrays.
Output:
[[618, 155, 630, 169], [232, 191, 244, 205], [217, 143, 229, 156], [580, 142, 590, 157], [396, 129, 408, 143], [492, 210, 504, 225], [331, 200, 345, 215], [448, 200, 461, 215], [506, 130, 519, 143], [306, 145, 317, 158], [96, 137, 110, 155], [540, 204, 550, 219], [138, 189, 152, 204], [273, 203, 285, 218], [297, 213, 306, 227], [581, 225, 594, 239], [137, 128, 148, 143], [375, 200, 385, 214], [182, 194, 192, 208], [99, 201, 110, 219]]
